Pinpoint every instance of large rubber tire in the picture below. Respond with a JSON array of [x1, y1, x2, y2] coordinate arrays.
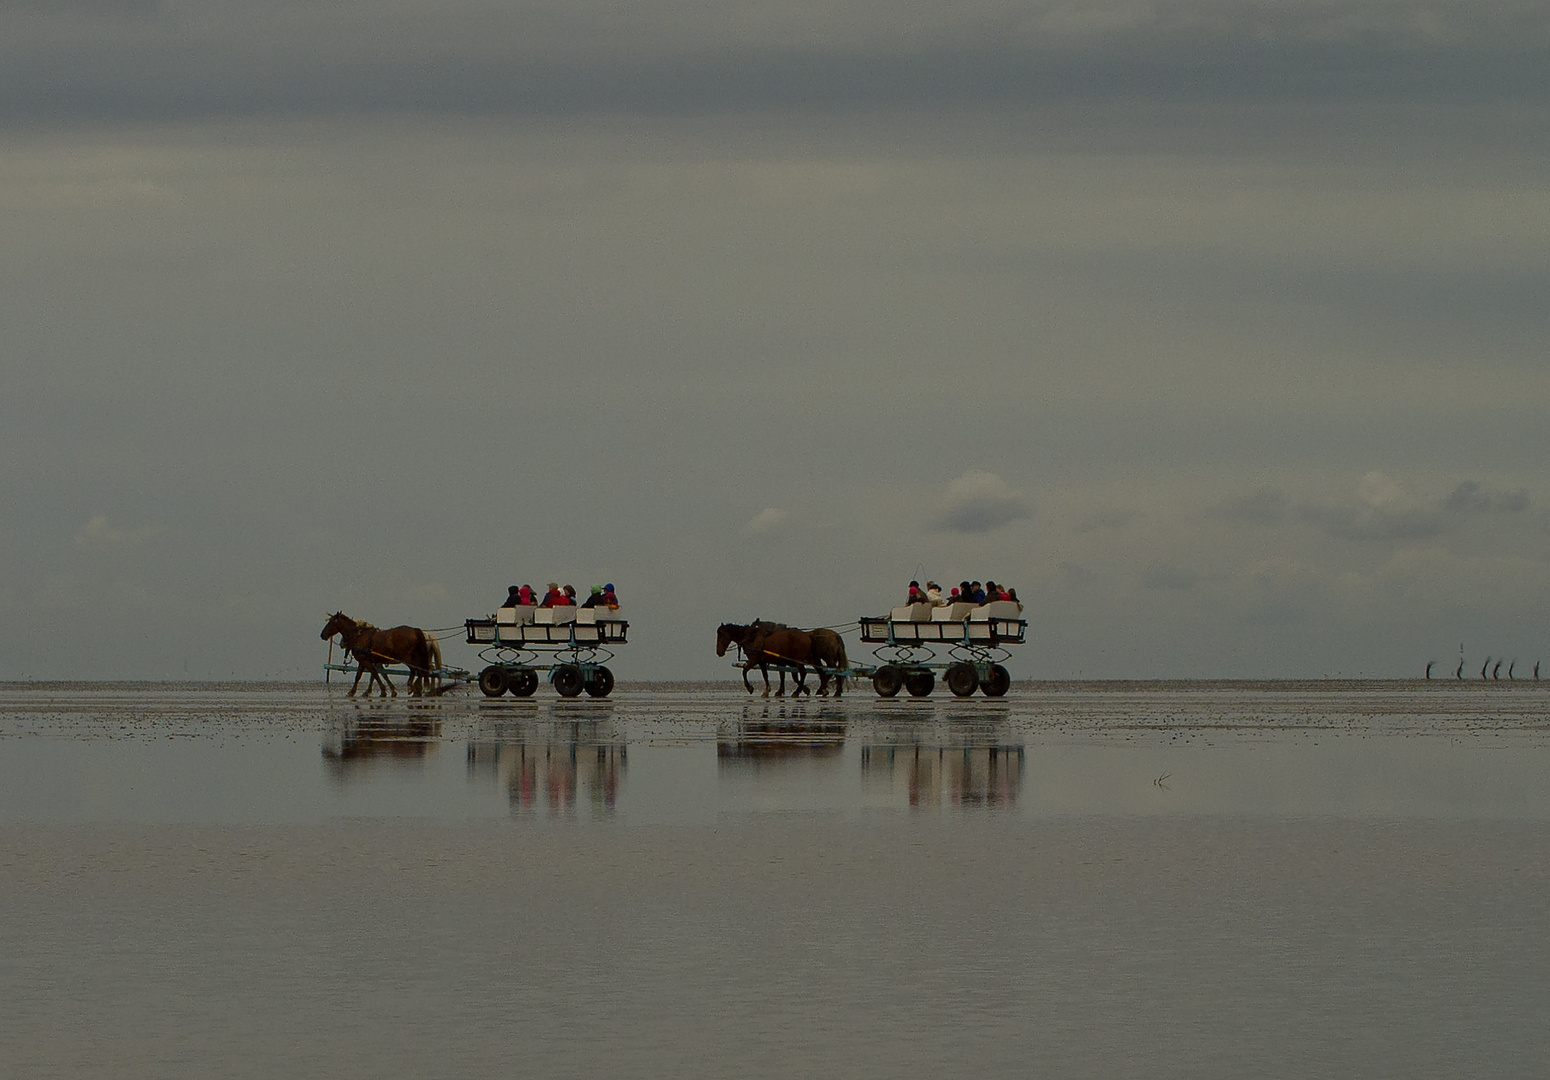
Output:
[[478, 665, 509, 697], [553, 665, 584, 698], [905, 669, 935, 697], [945, 662, 979, 698], [873, 666, 904, 698], [510, 668, 539, 697], [585, 666, 615, 698], [982, 664, 1011, 697]]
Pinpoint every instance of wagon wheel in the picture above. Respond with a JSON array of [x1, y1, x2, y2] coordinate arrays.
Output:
[[982, 664, 1011, 697], [478, 665, 510, 697], [510, 668, 539, 697], [904, 669, 935, 697], [553, 665, 584, 698], [873, 665, 904, 698], [945, 662, 978, 697], [585, 666, 615, 698]]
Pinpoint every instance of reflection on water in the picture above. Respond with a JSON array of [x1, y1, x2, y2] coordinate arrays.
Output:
[[11, 682, 1550, 825], [713, 702, 1025, 810], [321, 716, 443, 778], [466, 720, 626, 818], [862, 742, 1025, 807], [718, 706, 847, 767]]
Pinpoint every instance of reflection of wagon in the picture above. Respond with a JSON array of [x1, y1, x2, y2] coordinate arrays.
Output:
[[463, 605, 628, 698], [856, 601, 1026, 698]]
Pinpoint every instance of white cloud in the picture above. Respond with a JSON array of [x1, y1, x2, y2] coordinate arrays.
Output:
[[73, 514, 166, 551], [932, 470, 1030, 534], [1357, 470, 1405, 509], [743, 507, 788, 535]]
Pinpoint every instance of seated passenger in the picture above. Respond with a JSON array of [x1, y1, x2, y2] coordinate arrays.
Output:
[[907, 580, 928, 605], [926, 581, 944, 605], [982, 580, 1000, 605], [517, 584, 537, 606], [602, 584, 619, 608], [561, 585, 578, 605], [969, 581, 987, 604], [581, 585, 604, 608], [539, 583, 564, 608], [502, 584, 523, 608], [1006, 587, 1022, 611]]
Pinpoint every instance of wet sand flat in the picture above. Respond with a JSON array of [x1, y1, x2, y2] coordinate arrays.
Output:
[[5, 819, 1548, 1079], [4, 681, 1550, 1077]]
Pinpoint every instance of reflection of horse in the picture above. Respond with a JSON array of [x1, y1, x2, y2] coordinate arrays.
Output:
[[321, 612, 435, 697], [719, 720, 846, 763], [716, 621, 847, 697], [321, 719, 441, 775]]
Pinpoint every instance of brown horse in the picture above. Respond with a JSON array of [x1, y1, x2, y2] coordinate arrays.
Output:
[[716, 621, 848, 697], [321, 612, 435, 697], [717, 621, 804, 697], [759, 622, 848, 697]]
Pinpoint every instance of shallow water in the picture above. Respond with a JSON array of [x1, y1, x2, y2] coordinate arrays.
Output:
[[3, 681, 1548, 1077]]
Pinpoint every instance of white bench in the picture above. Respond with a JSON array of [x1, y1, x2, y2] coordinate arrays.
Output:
[[931, 603, 976, 621], [497, 606, 537, 625]]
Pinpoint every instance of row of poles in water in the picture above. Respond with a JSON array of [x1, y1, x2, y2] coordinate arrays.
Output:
[[1425, 657, 1540, 680]]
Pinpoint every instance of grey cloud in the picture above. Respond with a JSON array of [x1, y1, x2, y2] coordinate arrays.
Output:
[[1010, 255, 1550, 350], [1213, 487, 1288, 525], [1059, 562, 1098, 589], [3, 0, 159, 12], [2, 2, 1549, 122], [1076, 506, 1144, 532], [1303, 473, 1537, 542], [931, 470, 1030, 534], [1143, 564, 1197, 591], [1444, 479, 1529, 514], [1304, 503, 1443, 542]]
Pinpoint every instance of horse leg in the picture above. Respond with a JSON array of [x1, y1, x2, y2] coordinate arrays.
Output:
[[773, 664, 784, 697], [742, 659, 755, 694]]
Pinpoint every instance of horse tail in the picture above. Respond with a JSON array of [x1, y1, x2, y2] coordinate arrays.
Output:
[[424, 631, 442, 692], [412, 629, 431, 675]]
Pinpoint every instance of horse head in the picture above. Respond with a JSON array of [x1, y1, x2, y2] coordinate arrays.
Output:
[[716, 623, 747, 657], [321, 612, 352, 640]]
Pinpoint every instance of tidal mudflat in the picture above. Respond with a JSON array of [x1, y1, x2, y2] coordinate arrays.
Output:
[[3, 681, 1548, 1078]]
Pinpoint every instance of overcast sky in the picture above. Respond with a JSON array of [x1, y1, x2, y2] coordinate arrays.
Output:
[[4, 1, 1549, 679]]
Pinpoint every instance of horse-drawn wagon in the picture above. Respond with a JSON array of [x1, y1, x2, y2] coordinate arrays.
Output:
[[464, 604, 628, 698], [718, 600, 1026, 699], [857, 601, 1025, 697]]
